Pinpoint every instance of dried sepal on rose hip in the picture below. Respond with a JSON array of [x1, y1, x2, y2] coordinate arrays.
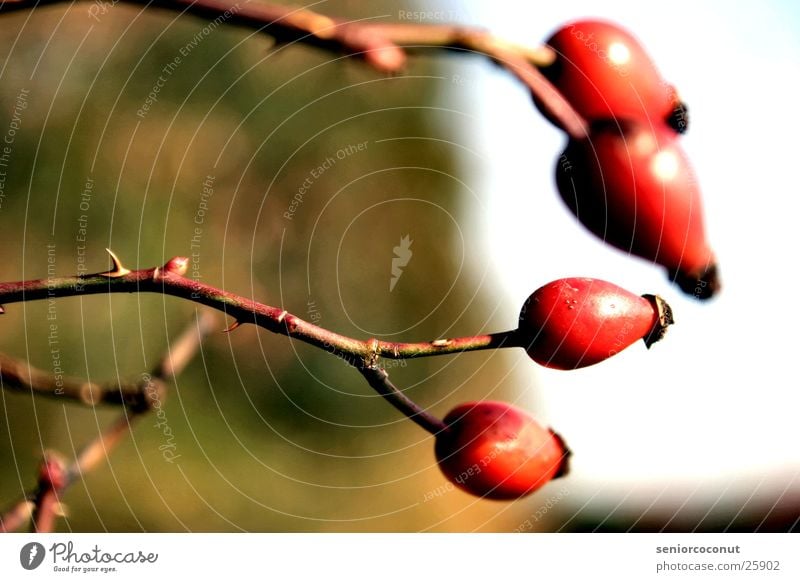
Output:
[[534, 19, 686, 133], [557, 120, 720, 298], [518, 277, 673, 370], [435, 401, 569, 500]]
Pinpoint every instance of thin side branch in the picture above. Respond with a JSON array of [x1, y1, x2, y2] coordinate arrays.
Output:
[[0, 353, 158, 410], [0, 310, 215, 533], [0, 0, 586, 137], [359, 366, 446, 435], [0, 499, 34, 533], [0, 306, 216, 408]]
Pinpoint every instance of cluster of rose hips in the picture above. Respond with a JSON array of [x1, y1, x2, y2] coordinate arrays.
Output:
[[540, 20, 719, 298], [430, 20, 717, 501]]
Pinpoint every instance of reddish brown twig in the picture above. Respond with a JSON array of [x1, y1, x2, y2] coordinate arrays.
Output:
[[0, 251, 521, 441], [31, 453, 68, 534], [1, 352, 161, 409], [0, 252, 522, 366], [0, 310, 216, 533], [0, 0, 586, 137]]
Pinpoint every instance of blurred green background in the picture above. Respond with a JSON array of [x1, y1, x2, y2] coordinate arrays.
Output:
[[0, 0, 541, 531]]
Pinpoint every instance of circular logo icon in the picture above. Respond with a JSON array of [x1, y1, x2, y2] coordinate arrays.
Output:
[[20, 542, 46, 570]]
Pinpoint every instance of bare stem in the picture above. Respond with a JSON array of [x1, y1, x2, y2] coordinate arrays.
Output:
[[359, 366, 447, 435], [0, 253, 520, 462], [0, 253, 523, 365], [152, 307, 218, 379], [1, 353, 158, 410], [31, 454, 67, 533], [0, 310, 215, 533], [0, 0, 586, 137], [0, 500, 34, 533]]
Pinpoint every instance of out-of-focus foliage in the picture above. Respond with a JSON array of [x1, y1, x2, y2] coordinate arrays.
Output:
[[0, 1, 535, 531]]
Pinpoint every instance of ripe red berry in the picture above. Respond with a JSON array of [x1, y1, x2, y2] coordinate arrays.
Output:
[[557, 120, 719, 298], [536, 19, 684, 131], [519, 277, 673, 370], [435, 401, 568, 500]]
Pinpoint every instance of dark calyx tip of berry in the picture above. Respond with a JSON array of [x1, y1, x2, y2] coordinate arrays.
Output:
[[666, 101, 690, 134], [550, 429, 572, 480], [641, 294, 674, 349], [668, 263, 721, 301]]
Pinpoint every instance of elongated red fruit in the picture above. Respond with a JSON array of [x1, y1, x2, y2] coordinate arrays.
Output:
[[435, 401, 569, 500], [519, 277, 673, 370], [535, 19, 686, 132], [557, 120, 719, 298]]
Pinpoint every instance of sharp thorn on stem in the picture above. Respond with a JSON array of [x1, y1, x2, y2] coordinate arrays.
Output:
[[100, 248, 131, 278], [53, 502, 68, 518], [222, 320, 241, 333]]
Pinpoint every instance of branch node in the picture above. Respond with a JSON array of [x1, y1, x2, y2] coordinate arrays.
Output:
[[79, 383, 102, 407], [365, 338, 381, 367], [100, 248, 131, 278], [292, 9, 337, 40], [283, 314, 299, 334], [360, 42, 406, 73], [37, 452, 68, 492], [133, 376, 167, 414]]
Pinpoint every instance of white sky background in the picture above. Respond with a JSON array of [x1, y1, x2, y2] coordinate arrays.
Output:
[[439, 0, 800, 506]]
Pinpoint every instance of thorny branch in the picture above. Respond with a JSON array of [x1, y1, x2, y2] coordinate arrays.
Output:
[[0, 252, 521, 435], [0, 252, 522, 365]]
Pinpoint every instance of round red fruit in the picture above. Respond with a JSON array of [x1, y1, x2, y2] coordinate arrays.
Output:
[[556, 120, 719, 298], [519, 278, 673, 370], [536, 19, 683, 131], [435, 401, 569, 500]]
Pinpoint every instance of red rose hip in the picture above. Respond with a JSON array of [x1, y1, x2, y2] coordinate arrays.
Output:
[[535, 19, 685, 131], [557, 120, 719, 298], [519, 278, 673, 370], [435, 401, 569, 500]]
